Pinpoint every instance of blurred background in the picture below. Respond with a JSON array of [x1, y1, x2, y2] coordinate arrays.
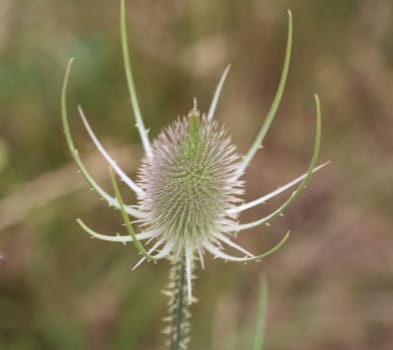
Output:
[[1, 0, 392, 349]]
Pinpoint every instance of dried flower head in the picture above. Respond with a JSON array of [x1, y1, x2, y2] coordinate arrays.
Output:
[[61, 2, 324, 304]]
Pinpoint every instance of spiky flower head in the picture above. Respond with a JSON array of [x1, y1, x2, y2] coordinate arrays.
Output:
[[61, 2, 324, 304], [137, 102, 243, 259]]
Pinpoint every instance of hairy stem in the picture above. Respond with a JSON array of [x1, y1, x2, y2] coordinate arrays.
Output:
[[165, 255, 191, 350]]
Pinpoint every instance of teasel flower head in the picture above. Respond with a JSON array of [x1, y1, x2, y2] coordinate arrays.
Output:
[[61, 1, 325, 304], [137, 101, 245, 260]]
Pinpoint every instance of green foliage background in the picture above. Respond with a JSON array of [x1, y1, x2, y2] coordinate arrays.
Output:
[[1, 0, 393, 349]]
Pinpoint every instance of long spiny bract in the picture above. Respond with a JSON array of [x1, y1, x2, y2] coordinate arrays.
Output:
[[239, 10, 293, 174], [120, 0, 152, 157], [61, 59, 143, 218]]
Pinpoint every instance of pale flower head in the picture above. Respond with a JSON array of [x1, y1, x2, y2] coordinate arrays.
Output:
[[137, 102, 244, 259]]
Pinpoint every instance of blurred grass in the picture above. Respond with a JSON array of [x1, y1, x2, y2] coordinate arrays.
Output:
[[1, 0, 393, 349]]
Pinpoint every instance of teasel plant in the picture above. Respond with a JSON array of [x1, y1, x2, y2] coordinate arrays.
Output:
[[61, 1, 325, 349]]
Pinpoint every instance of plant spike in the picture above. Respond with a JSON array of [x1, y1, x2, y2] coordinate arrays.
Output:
[[78, 106, 143, 197], [233, 94, 322, 232], [239, 10, 293, 173], [132, 239, 176, 270], [120, 0, 152, 157], [109, 167, 156, 261], [61, 58, 142, 218], [207, 64, 231, 121], [229, 161, 330, 215], [203, 231, 290, 263], [76, 218, 156, 243], [215, 233, 255, 257]]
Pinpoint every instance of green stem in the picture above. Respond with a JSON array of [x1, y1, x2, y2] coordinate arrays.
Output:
[[252, 275, 268, 350], [166, 255, 191, 350]]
